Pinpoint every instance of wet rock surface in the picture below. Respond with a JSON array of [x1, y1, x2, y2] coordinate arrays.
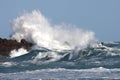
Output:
[[0, 38, 33, 57]]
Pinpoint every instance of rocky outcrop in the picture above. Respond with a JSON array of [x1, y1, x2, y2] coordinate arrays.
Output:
[[0, 38, 33, 57]]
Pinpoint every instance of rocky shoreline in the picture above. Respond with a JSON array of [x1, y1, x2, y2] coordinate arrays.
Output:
[[0, 38, 33, 57]]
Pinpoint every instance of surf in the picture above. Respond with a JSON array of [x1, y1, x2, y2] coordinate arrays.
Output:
[[11, 10, 96, 51], [0, 11, 120, 78]]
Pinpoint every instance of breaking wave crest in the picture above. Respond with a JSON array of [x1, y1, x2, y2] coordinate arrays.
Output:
[[11, 10, 96, 51]]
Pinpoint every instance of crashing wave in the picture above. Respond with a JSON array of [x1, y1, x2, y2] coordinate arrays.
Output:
[[11, 10, 96, 51]]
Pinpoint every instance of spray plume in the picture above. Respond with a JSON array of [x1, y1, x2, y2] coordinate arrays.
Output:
[[11, 10, 96, 50]]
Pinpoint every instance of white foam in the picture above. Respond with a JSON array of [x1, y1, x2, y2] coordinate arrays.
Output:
[[0, 68, 120, 80], [10, 48, 28, 58], [1, 62, 16, 67], [11, 10, 96, 51], [95, 43, 120, 56], [32, 51, 63, 64]]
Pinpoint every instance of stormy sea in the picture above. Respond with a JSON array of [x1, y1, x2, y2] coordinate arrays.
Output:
[[0, 10, 120, 80]]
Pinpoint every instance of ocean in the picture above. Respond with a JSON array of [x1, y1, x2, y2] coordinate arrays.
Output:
[[0, 10, 120, 80], [0, 42, 120, 80]]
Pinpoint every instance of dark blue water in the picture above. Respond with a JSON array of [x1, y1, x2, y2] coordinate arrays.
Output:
[[0, 42, 120, 80]]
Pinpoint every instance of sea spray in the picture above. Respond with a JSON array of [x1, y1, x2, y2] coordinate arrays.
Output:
[[11, 10, 96, 51], [10, 48, 28, 58]]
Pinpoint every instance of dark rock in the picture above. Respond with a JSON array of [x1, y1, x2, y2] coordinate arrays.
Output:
[[0, 38, 33, 57]]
